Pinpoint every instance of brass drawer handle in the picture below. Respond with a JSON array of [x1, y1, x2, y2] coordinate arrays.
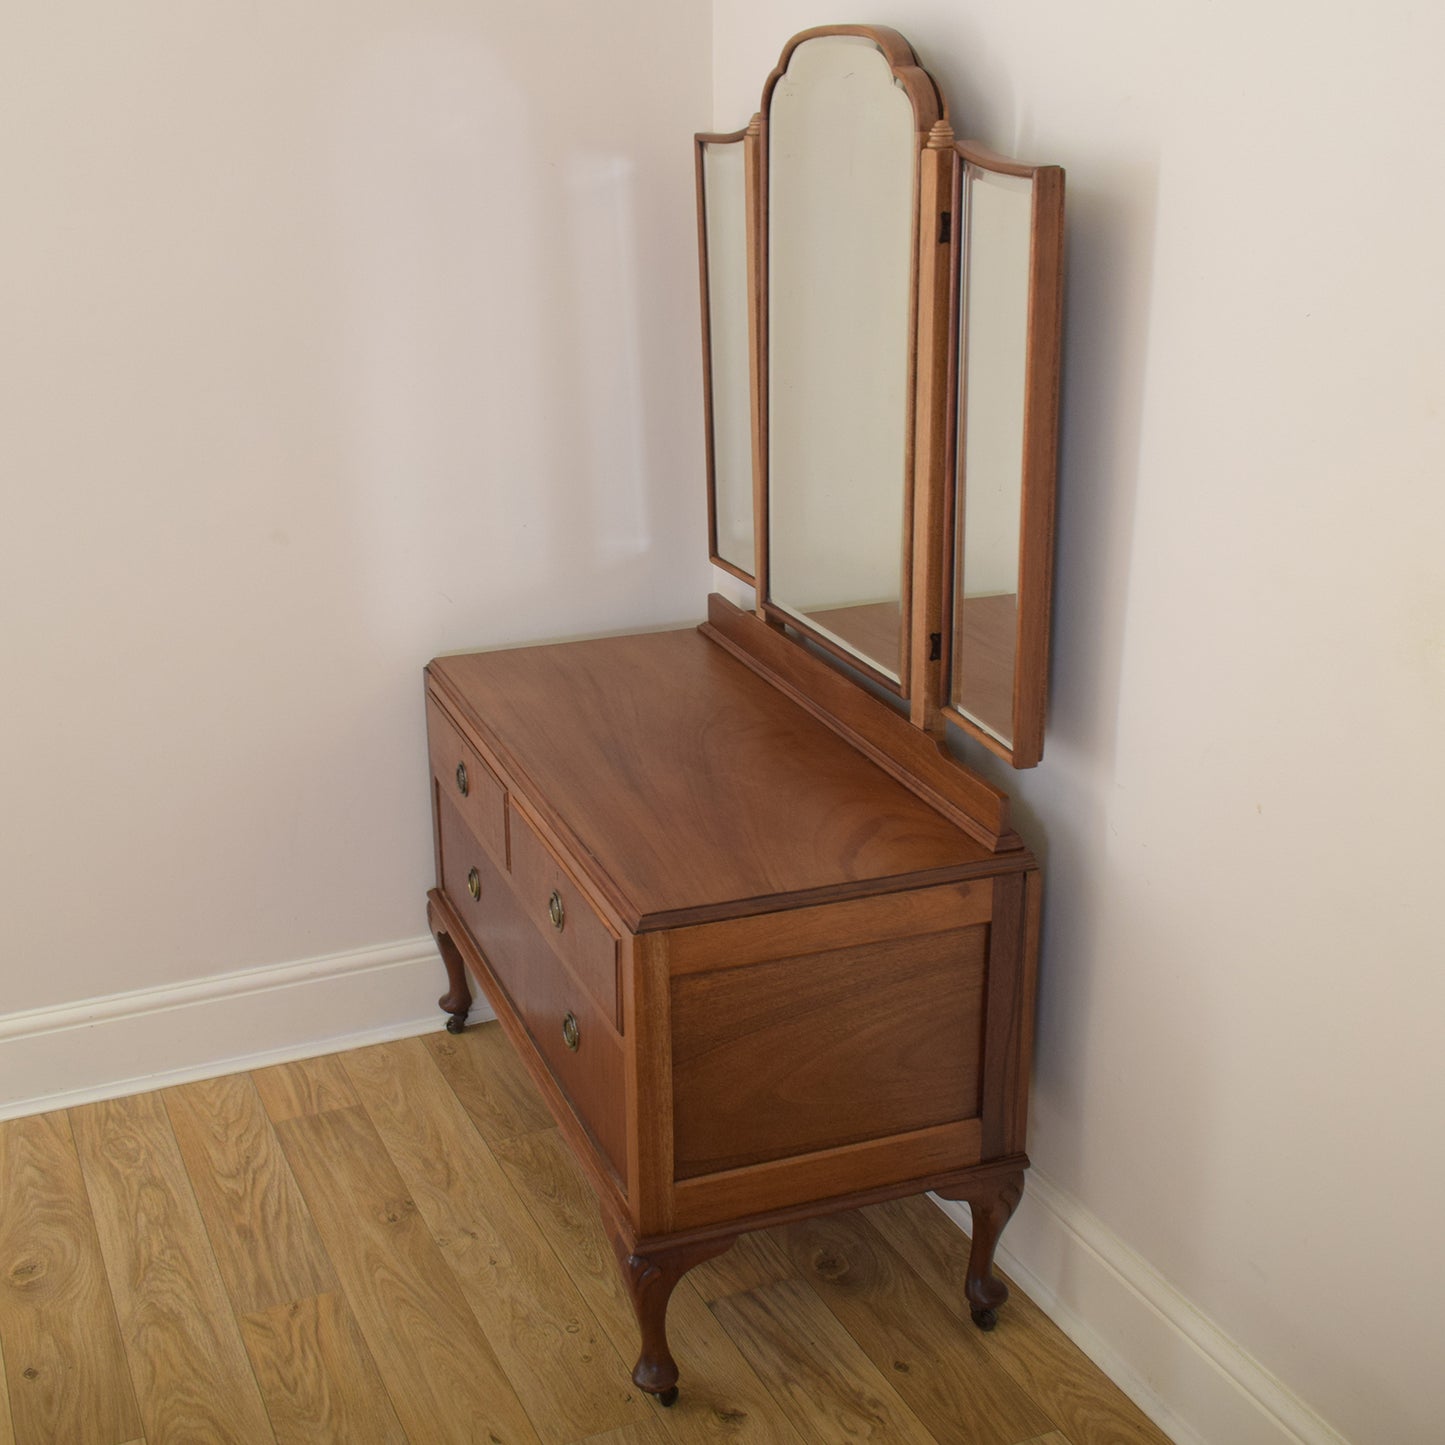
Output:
[[466, 867, 481, 901], [562, 1012, 580, 1052], [547, 890, 565, 931], [455, 761, 469, 797]]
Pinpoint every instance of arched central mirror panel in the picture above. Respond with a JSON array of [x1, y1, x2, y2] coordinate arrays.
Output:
[[763, 33, 921, 688]]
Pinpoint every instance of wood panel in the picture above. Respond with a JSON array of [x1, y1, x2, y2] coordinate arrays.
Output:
[[492, 1128, 804, 1445], [342, 1039, 646, 1442], [163, 1073, 336, 1316], [427, 626, 1002, 934], [70, 1093, 272, 1445], [440, 830, 628, 1181], [865, 1194, 1173, 1445], [664, 878, 992, 975], [710, 1279, 935, 1443], [238, 1294, 405, 1445], [0, 1111, 141, 1445], [426, 692, 509, 869], [670, 1120, 983, 1231], [275, 1103, 539, 1445], [671, 927, 987, 1177], [509, 800, 621, 1030], [777, 1210, 1051, 1444]]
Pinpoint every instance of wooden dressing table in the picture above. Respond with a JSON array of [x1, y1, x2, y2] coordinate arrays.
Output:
[[423, 26, 1064, 1404]]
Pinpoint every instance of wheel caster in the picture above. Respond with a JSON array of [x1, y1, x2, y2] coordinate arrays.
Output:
[[445, 1013, 467, 1035], [970, 1307, 998, 1331], [654, 1386, 679, 1408]]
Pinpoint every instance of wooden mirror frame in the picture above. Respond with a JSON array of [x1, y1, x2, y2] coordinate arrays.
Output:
[[941, 143, 1065, 769], [696, 27, 1064, 767]]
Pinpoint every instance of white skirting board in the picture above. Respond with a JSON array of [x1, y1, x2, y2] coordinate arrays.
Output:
[[931, 1178, 1350, 1445], [0, 936, 495, 1121]]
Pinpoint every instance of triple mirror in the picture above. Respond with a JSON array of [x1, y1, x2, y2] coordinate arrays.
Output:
[[696, 26, 1063, 767]]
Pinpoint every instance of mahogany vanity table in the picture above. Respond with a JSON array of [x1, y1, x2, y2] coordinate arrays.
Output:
[[424, 26, 1064, 1404]]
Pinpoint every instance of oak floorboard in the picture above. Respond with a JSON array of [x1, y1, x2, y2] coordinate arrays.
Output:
[[275, 1102, 539, 1445], [69, 1094, 273, 1445], [251, 1054, 360, 1124], [864, 1195, 1172, 1445], [239, 1293, 406, 1445], [343, 1039, 646, 1443], [425, 1026, 554, 1146], [0, 1112, 141, 1445], [687, 1231, 795, 1305], [777, 1210, 1052, 1445], [709, 1279, 935, 1444], [164, 1073, 337, 1315], [492, 1127, 803, 1445], [0, 1319, 14, 1445]]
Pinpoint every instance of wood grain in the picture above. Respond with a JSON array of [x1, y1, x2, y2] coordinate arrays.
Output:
[[865, 1195, 1172, 1445], [163, 1073, 336, 1315], [69, 1093, 272, 1445], [275, 1102, 539, 1444], [251, 1054, 359, 1123], [0, 1112, 140, 1445], [709, 1279, 935, 1443], [671, 927, 985, 1177], [424, 1020, 554, 1146], [238, 1293, 405, 1445], [427, 627, 1002, 934], [777, 1210, 1051, 1444], [493, 1128, 803, 1444], [342, 1039, 646, 1441]]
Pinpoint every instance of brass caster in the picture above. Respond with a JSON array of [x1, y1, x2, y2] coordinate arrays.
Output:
[[654, 1386, 679, 1408], [445, 1013, 467, 1035]]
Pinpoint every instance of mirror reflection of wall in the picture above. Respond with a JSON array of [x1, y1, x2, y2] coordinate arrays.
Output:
[[952, 165, 1034, 746], [699, 137, 755, 578], [766, 35, 915, 683]]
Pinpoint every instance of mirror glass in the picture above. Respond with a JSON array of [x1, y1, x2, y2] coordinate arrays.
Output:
[[766, 35, 915, 684], [699, 137, 755, 577], [950, 165, 1034, 746]]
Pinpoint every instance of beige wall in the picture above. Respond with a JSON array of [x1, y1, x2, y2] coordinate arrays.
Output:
[[718, 6, 1445, 1443], [0, 2, 711, 1003]]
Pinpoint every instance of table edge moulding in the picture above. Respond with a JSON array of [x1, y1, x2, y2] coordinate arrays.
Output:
[[423, 23, 1064, 1405]]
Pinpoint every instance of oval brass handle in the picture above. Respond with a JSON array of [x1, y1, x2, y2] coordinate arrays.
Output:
[[467, 867, 481, 901], [562, 1012, 580, 1052], [455, 761, 469, 797], [547, 890, 565, 931]]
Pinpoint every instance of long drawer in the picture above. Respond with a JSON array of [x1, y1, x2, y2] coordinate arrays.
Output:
[[437, 794, 627, 1181], [427, 695, 508, 870]]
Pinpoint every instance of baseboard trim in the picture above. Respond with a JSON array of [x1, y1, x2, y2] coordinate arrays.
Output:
[[0, 937, 495, 1120], [932, 1173, 1348, 1445]]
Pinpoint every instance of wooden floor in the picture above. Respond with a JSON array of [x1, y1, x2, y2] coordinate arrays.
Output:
[[0, 1023, 1172, 1445]]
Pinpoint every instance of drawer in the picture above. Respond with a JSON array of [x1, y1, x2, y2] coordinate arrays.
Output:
[[507, 802, 620, 1031], [437, 795, 627, 1180], [427, 695, 507, 870]]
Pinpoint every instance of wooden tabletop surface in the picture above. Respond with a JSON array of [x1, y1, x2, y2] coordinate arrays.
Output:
[[428, 626, 1003, 932]]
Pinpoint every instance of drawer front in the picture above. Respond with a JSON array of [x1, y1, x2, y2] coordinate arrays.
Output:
[[427, 695, 507, 870], [507, 802, 620, 1030], [437, 796, 627, 1181]]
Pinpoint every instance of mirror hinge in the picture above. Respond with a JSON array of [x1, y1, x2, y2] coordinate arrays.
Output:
[[938, 211, 951, 244], [929, 632, 942, 661]]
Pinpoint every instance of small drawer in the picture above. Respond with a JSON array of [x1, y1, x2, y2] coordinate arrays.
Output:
[[426, 695, 507, 871], [508, 802, 620, 1031], [437, 796, 626, 1180]]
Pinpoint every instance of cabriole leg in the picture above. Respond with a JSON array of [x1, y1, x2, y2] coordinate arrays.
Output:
[[936, 1168, 1024, 1330], [428, 901, 471, 1034], [605, 1221, 735, 1405]]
